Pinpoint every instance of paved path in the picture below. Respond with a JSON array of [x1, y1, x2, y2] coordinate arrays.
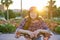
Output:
[[0, 34, 60, 40]]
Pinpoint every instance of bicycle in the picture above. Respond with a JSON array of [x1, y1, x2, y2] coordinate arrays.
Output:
[[15, 29, 52, 40]]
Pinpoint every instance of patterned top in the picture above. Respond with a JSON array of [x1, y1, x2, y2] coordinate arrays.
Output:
[[18, 17, 48, 32]]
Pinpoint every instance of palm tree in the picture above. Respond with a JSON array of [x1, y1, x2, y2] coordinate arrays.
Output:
[[21, 0, 22, 17], [48, 0, 55, 19], [1, 0, 13, 20]]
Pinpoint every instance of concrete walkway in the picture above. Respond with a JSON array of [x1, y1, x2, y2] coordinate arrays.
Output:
[[0, 34, 60, 40]]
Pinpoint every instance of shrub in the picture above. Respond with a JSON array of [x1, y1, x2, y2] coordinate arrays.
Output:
[[44, 19, 58, 31], [0, 23, 16, 33], [53, 18, 60, 24], [55, 25, 60, 34]]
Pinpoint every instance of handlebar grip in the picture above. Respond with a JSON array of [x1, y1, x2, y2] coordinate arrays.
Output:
[[16, 31, 30, 38], [37, 31, 52, 38]]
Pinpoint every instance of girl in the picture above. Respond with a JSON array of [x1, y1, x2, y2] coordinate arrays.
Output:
[[15, 6, 51, 40]]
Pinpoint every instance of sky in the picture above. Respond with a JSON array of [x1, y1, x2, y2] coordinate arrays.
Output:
[[0, 0, 60, 10]]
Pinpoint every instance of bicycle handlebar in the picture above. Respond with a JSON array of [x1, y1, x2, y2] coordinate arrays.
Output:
[[15, 29, 52, 38]]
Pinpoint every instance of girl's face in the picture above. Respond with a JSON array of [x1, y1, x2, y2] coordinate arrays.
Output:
[[30, 12, 37, 19]]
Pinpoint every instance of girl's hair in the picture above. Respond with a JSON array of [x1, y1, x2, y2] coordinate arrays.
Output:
[[24, 6, 41, 30], [28, 6, 39, 19]]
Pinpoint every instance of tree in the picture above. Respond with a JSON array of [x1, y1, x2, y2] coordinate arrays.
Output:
[[48, 0, 56, 19], [1, 0, 13, 20], [4, 10, 16, 20], [52, 6, 60, 17], [52, 5, 57, 17], [0, 10, 3, 17], [56, 7, 60, 17], [22, 10, 28, 18], [15, 12, 21, 17]]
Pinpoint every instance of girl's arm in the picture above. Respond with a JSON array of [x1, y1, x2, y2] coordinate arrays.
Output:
[[15, 18, 33, 38], [15, 18, 28, 38]]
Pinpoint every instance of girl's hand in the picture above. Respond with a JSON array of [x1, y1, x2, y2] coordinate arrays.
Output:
[[33, 30, 40, 38], [15, 31, 21, 38], [44, 37, 49, 40], [28, 32, 34, 38], [15, 29, 34, 38]]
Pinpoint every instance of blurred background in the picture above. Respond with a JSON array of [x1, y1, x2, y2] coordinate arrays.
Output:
[[0, 0, 60, 35]]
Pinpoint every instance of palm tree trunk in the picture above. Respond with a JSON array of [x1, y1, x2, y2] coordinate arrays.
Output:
[[7, 7, 9, 20], [21, 0, 22, 17]]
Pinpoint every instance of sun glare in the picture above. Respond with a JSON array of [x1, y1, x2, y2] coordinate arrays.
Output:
[[22, 0, 48, 10]]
